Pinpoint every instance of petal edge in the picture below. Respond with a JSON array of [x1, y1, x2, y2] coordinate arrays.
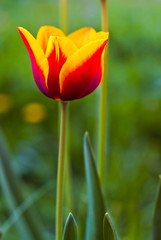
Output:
[[17, 27, 50, 97]]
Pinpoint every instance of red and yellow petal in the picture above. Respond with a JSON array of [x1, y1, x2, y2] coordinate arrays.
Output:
[[36, 26, 65, 53], [59, 39, 108, 101], [68, 27, 96, 48], [45, 36, 78, 99], [17, 27, 50, 97]]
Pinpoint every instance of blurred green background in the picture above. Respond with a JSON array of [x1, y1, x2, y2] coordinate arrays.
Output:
[[0, 0, 161, 239]]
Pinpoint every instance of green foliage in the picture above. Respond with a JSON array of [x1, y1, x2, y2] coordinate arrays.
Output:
[[83, 132, 105, 240], [0, 131, 45, 240], [63, 213, 78, 240], [153, 175, 161, 240]]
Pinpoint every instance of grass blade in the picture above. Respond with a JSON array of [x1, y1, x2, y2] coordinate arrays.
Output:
[[1, 181, 54, 236], [0, 130, 45, 240]]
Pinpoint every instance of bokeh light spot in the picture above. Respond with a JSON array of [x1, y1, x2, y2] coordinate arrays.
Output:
[[0, 94, 12, 114], [22, 103, 46, 123]]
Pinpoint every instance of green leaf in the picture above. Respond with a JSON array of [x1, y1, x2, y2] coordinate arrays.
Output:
[[63, 213, 78, 240], [103, 213, 117, 240], [83, 132, 105, 240], [0, 130, 45, 240], [153, 175, 161, 240]]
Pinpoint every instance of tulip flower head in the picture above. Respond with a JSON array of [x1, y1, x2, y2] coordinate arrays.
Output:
[[17, 26, 109, 101]]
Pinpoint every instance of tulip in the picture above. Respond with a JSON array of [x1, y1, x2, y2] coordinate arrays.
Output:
[[17, 26, 109, 240], [17, 26, 108, 101]]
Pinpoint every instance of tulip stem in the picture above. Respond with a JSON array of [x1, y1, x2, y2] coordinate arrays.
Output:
[[101, 0, 108, 33], [56, 101, 68, 240], [98, 0, 109, 185], [59, 0, 73, 214], [60, 0, 68, 34]]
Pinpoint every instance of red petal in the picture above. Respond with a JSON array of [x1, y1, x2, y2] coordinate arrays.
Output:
[[45, 36, 77, 99], [60, 39, 108, 101]]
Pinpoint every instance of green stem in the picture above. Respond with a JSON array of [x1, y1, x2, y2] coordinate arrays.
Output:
[[60, 0, 68, 34], [98, 0, 109, 185], [101, 0, 108, 32], [64, 123, 73, 210], [56, 101, 68, 240], [59, 0, 72, 212]]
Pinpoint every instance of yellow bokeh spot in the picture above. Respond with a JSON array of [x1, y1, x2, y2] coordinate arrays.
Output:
[[22, 103, 46, 123], [0, 94, 12, 114]]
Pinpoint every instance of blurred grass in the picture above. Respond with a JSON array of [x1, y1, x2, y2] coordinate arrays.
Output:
[[0, 0, 161, 239]]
